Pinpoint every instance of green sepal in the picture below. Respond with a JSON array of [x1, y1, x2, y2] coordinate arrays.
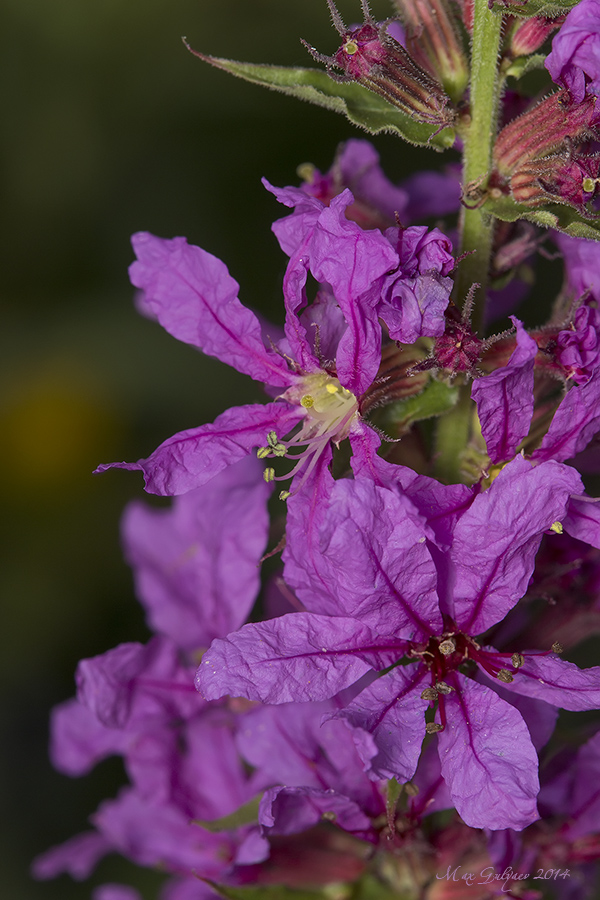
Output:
[[190, 52, 455, 150], [385, 778, 403, 834], [377, 379, 460, 436], [484, 194, 600, 241], [192, 795, 261, 833], [504, 54, 548, 80], [490, 0, 580, 17]]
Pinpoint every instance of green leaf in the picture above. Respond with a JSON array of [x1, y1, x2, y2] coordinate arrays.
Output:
[[193, 795, 261, 833], [490, 0, 580, 17], [484, 194, 600, 241], [504, 53, 548, 80], [187, 52, 455, 150], [378, 379, 460, 436]]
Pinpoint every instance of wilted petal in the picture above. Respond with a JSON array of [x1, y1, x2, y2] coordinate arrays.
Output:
[[437, 676, 539, 831], [471, 318, 537, 464], [195, 613, 403, 704], [121, 456, 269, 648], [96, 402, 303, 496], [452, 455, 583, 635], [130, 233, 290, 386], [379, 272, 452, 344], [338, 666, 428, 782]]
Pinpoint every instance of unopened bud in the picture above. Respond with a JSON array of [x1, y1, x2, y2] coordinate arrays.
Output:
[[510, 16, 564, 59], [509, 152, 600, 211], [393, 0, 469, 102], [305, 1, 455, 130]]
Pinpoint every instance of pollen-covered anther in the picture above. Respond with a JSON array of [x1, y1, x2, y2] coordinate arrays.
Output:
[[511, 653, 525, 669], [552, 641, 564, 654], [496, 668, 514, 684], [438, 637, 456, 656], [434, 681, 453, 694], [263, 467, 275, 483], [550, 521, 564, 534], [425, 722, 444, 734], [300, 395, 315, 409], [421, 686, 439, 701]]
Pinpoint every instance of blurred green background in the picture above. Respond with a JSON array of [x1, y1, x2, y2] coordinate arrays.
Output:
[[1, 1, 430, 897]]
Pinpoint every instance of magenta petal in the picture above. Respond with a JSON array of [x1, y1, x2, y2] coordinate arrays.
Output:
[[471, 318, 537, 464], [532, 374, 600, 462], [492, 653, 600, 711], [564, 494, 600, 549], [452, 456, 583, 635], [195, 613, 403, 704], [32, 831, 111, 881], [96, 402, 303, 495], [286, 476, 441, 637], [437, 676, 539, 831], [259, 786, 372, 838], [338, 666, 428, 781], [121, 456, 270, 648], [49, 698, 129, 776], [92, 886, 143, 900], [129, 233, 290, 386]]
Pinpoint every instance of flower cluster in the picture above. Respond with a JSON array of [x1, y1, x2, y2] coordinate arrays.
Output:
[[36, 1, 600, 898]]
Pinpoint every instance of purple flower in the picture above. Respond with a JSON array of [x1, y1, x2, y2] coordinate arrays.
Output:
[[96, 186, 399, 498], [196, 456, 600, 830], [557, 232, 600, 302], [556, 303, 600, 385], [121, 456, 270, 649], [545, 0, 600, 103]]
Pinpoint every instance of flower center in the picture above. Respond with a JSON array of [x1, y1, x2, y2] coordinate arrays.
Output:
[[258, 373, 358, 498]]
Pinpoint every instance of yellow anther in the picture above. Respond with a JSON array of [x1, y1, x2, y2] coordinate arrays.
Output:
[[344, 39, 359, 55], [263, 467, 275, 483], [257, 447, 270, 459], [278, 490, 291, 501], [550, 521, 563, 534], [325, 383, 339, 394], [300, 394, 314, 408]]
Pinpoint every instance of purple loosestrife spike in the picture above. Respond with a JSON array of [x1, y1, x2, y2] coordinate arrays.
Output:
[[303, 0, 456, 129]]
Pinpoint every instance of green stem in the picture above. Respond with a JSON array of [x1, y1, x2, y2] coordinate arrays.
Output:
[[454, 0, 504, 334], [435, 0, 503, 483]]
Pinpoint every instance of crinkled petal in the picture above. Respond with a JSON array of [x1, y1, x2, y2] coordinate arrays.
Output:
[[452, 455, 583, 635], [337, 666, 428, 782], [545, 0, 600, 102], [76, 637, 198, 729], [263, 178, 324, 258], [130, 232, 290, 386], [532, 374, 600, 463], [95, 402, 304, 496], [564, 494, 600, 549], [437, 675, 539, 831], [471, 318, 537, 464], [488, 653, 600, 711], [259, 786, 372, 838], [285, 476, 442, 638], [195, 613, 404, 705], [121, 456, 269, 648], [379, 273, 452, 344], [349, 424, 475, 550]]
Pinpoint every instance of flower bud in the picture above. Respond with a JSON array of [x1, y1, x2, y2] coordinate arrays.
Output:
[[305, 0, 456, 129], [509, 151, 600, 210], [392, 0, 469, 102], [494, 91, 600, 178], [510, 16, 564, 58]]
